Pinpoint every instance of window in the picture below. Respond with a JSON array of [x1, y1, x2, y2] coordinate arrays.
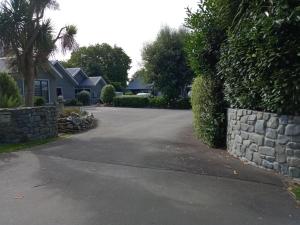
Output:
[[56, 87, 63, 97], [34, 80, 49, 102]]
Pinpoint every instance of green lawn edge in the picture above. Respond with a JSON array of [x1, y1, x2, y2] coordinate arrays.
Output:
[[0, 135, 67, 154], [292, 187, 300, 201]]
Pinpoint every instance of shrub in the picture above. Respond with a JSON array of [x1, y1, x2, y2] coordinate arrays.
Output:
[[65, 99, 82, 106], [34, 97, 46, 106], [77, 90, 90, 106], [113, 96, 149, 108], [149, 96, 168, 108], [191, 76, 226, 147], [0, 72, 22, 108], [218, 0, 300, 115], [101, 85, 116, 104], [124, 91, 134, 95], [169, 98, 191, 109]]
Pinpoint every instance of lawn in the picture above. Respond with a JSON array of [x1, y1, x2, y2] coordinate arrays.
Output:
[[0, 137, 61, 154], [292, 186, 300, 201]]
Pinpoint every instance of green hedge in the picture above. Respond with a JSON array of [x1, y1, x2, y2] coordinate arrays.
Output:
[[149, 96, 168, 108], [113, 96, 149, 108], [34, 97, 46, 106], [191, 76, 226, 147], [218, 0, 300, 114]]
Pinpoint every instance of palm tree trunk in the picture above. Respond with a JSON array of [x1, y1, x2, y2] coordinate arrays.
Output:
[[22, 56, 35, 107]]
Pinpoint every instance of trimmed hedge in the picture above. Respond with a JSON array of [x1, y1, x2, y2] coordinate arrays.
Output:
[[113, 96, 149, 108], [101, 85, 116, 104], [191, 76, 226, 147], [149, 96, 168, 108], [65, 99, 83, 107], [169, 98, 191, 110]]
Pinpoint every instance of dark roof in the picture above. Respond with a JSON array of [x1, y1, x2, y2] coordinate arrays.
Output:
[[127, 77, 153, 90], [65, 68, 81, 77], [80, 76, 106, 87]]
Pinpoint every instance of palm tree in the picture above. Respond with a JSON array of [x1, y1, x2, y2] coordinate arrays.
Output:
[[0, 0, 77, 106]]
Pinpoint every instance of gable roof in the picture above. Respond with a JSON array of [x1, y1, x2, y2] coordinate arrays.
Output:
[[51, 61, 78, 86], [79, 76, 107, 87], [65, 68, 82, 77], [0, 57, 62, 79], [127, 77, 153, 90]]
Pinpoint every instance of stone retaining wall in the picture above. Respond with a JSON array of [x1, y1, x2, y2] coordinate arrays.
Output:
[[227, 108, 300, 178], [58, 113, 97, 133], [0, 107, 58, 144]]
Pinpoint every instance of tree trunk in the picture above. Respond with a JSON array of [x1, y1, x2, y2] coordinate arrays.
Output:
[[22, 56, 35, 107]]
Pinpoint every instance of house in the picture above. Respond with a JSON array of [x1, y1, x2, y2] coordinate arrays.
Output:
[[51, 61, 107, 104], [127, 76, 153, 94], [0, 58, 107, 104]]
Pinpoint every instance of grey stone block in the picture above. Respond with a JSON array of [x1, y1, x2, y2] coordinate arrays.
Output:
[[276, 154, 286, 163], [262, 160, 273, 169], [279, 115, 289, 125], [259, 146, 275, 156], [267, 117, 279, 129], [255, 120, 266, 135], [286, 148, 294, 157], [287, 157, 300, 167], [245, 150, 253, 161], [289, 167, 300, 178], [294, 150, 300, 158], [264, 138, 275, 147], [248, 125, 255, 132], [280, 164, 289, 175], [257, 112, 263, 120], [266, 128, 277, 139], [277, 125, 285, 135], [241, 131, 249, 140], [249, 143, 258, 152], [253, 153, 262, 165], [273, 162, 280, 171], [250, 134, 264, 146], [241, 123, 249, 131], [286, 142, 300, 149], [277, 135, 290, 145], [266, 156, 275, 162], [285, 124, 300, 136]]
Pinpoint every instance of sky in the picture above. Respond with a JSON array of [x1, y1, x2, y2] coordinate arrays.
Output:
[[46, 0, 199, 77]]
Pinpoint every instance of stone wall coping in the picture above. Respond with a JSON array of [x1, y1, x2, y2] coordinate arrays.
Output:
[[228, 108, 299, 118], [0, 106, 56, 112]]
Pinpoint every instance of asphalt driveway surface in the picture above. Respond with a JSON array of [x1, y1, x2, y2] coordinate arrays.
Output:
[[0, 107, 299, 225]]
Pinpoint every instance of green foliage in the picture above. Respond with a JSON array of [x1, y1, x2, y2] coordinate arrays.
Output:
[[124, 91, 134, 95], [110, 82, 122, 92], [34, 97, 46, 106], [191, 76, 226, 147], [113, 96, 149, 108], [0, 72, 22, 108], [65, 44, 131, 87], [219, 0, 300, 114], [101, 85, 116, 104], [169, 98, 191, 110], [149, 96, 168, 108], [65, 99, 83, 107], [142, 26, 194, 100], [77, 91, 90, 106], [0, 0, 77, 106]]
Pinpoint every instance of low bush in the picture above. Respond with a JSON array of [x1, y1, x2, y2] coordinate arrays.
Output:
[[77, 91, 90, 106], [34, 97, 46, 106], [113, 96, 149, 108], [191, 76, 226, 147], [169, 98, 191, 109], [101, 85, 116, 104], [0, 72, 22, 108], [149, 96, 168, 108], [65, 99, 83, 106]]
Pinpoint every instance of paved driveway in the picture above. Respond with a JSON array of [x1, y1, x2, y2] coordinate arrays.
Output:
[[0, 107, 299, 225]]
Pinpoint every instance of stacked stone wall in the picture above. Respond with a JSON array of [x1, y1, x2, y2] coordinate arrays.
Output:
[[0, 107, 58, 144], [227, 108, 300, 178]]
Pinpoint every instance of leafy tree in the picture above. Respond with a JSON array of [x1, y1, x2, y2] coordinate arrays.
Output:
[[185, 0, 241, 147], [0, 0, 77, 106], [65, 44, 131, 88], [77, 90, 90, 106], [142, 26, 194, 100], [0, 72, 22, 108]]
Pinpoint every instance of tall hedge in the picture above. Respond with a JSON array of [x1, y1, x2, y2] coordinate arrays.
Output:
[[191, 76, 226, 147], [101, 85, 116, 104], [0, 72, 22, 108], [219, 0, 300, 114]]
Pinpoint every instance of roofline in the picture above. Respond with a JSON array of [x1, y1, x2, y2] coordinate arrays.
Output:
[[67, 67, 89, 79], [52, 61, 78, 86], [79, 76, 107, 87]]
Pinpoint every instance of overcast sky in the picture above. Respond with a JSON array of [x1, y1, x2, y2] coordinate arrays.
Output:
[[46, 0, 199, 76]]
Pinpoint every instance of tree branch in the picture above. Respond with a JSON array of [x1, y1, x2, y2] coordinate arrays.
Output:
[[53, 26, 67, 44]]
